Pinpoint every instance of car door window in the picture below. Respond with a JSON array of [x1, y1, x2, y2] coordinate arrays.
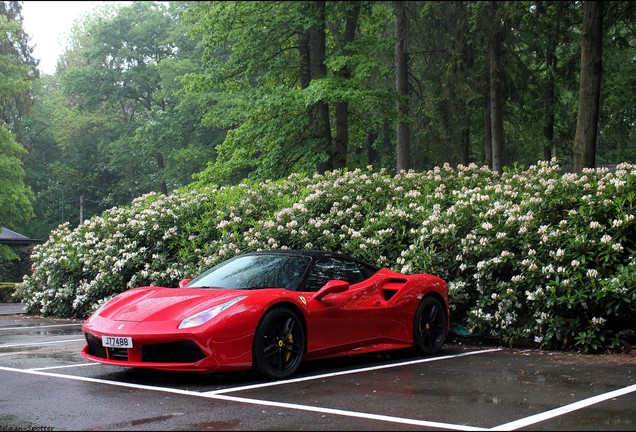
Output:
[[304, 257, 372, 292]]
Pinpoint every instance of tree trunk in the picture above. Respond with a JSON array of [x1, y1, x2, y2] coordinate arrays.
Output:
[[573, 1, 603, 172], [543, 54, 556, 162], [309, 1, 333, 174], [394, 1, 411, 172], [483, 91, 492, 168], [489, 1, 505, 173], [128, 160, 137, 199], [461, 127, 470, 165], [297, 24, 311, 90], [537, 1, 560, 161], [367, 131, 379, 166], [334, 1, 361, 170], [156, 152, 168, 195]]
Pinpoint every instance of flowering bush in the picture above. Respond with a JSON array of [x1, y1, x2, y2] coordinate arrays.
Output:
[[14, 160, 636, 353]]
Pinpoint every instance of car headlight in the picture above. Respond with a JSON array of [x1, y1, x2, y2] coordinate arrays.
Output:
[[178, 296, 246, 329]]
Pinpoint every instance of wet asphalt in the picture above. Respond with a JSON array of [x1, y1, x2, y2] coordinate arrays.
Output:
[[0, 303, 635, 431]]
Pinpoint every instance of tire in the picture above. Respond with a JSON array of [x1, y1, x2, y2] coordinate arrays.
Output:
[[252, 306, 305, 379], [413, 296, 447, 355]]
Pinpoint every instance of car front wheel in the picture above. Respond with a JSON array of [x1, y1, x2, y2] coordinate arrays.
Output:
[[252, 306, 305, 379], [413, 296, 447, 355]]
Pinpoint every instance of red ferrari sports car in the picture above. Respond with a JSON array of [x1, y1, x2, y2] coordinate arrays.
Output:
[[81, 250, 449, 379]]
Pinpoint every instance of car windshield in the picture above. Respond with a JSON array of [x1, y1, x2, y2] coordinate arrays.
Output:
[[186, 254, 312, 290]]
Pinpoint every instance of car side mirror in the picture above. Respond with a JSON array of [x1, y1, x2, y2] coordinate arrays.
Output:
[[312, 279, 349, 301], [178, 279, 192, 288]]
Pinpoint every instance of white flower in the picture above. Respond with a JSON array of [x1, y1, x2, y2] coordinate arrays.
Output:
[[586, 269, 598, 278], [591, 317, 606, 326], [542, 264, 554, 274], [612, 219, 623, 228]]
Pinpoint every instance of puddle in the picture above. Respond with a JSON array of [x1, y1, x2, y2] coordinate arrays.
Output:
[[88, 413, 186, 430]]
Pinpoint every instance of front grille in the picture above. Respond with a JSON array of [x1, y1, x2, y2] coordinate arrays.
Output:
[[142, 341, 205, 363], [108, 348, 129, 360], [86, 333, 204, 364], [85, 333, 107, 359]]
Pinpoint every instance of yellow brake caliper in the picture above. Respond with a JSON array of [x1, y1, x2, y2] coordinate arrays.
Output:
[[282, 333, 293, 363]]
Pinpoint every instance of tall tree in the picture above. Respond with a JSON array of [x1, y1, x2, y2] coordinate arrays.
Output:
[[0, 2, 35, 241], [184, 1, 318, 183], [573, 1, 604, 172], [185, 1, 393, 184], [598, 1, 636, 164], [0, 1, 38, 142], [333, 1, 361, 170], [408, 1, 481, 168], [60, 2, 189, 199], [394, 0, 410, 172], [0, 122, 33, 233], [534, 1, 561, 161], [309, 1, 333, 174], [488, 0, 506, 172], [18, 0, 218, 232]]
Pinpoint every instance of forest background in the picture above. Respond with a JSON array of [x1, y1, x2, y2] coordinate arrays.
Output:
[[2, 0, 634, 243]]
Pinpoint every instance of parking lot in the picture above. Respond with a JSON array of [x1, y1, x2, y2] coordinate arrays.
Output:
[[1, 305, 635, 431]]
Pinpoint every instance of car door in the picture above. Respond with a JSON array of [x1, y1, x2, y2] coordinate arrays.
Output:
[[302, 256, 386, 354]]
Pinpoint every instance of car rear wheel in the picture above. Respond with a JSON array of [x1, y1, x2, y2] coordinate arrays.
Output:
[[252, 306, 305, 379], [413, 296, 447, 355]]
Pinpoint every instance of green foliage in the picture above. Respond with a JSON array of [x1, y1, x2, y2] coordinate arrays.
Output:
[[598, 1, 636, 164], [18, 1, 636, 243], [183, 0, 397, 182], [22, 2, 218, 236], [15, 161, 636, 355], [0, 10, 37, 125], [0, 282, 16, 302], [0, 122, 34, 229], [0, 5, 36, 238]]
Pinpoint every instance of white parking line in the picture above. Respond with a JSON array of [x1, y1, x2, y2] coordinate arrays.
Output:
[[0, 324, 81, 331], [0, 363, 488, 431], [1, 338, 85, 348], [30, 363, 99, 371], [0, 351, 31, 357], [489, 383, 636, 430], [208, 348, 503, 395], [212, 392, 490, 431]]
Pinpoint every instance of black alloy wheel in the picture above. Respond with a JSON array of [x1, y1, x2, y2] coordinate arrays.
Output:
[[413, 296, 447, 355], [253, 306, 305, 379]]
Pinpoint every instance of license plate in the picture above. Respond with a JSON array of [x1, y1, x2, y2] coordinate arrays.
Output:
[[102, 336, 133, 349]]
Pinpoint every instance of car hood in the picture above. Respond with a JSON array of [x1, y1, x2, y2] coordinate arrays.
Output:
[[98, 287, 245, 323]]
